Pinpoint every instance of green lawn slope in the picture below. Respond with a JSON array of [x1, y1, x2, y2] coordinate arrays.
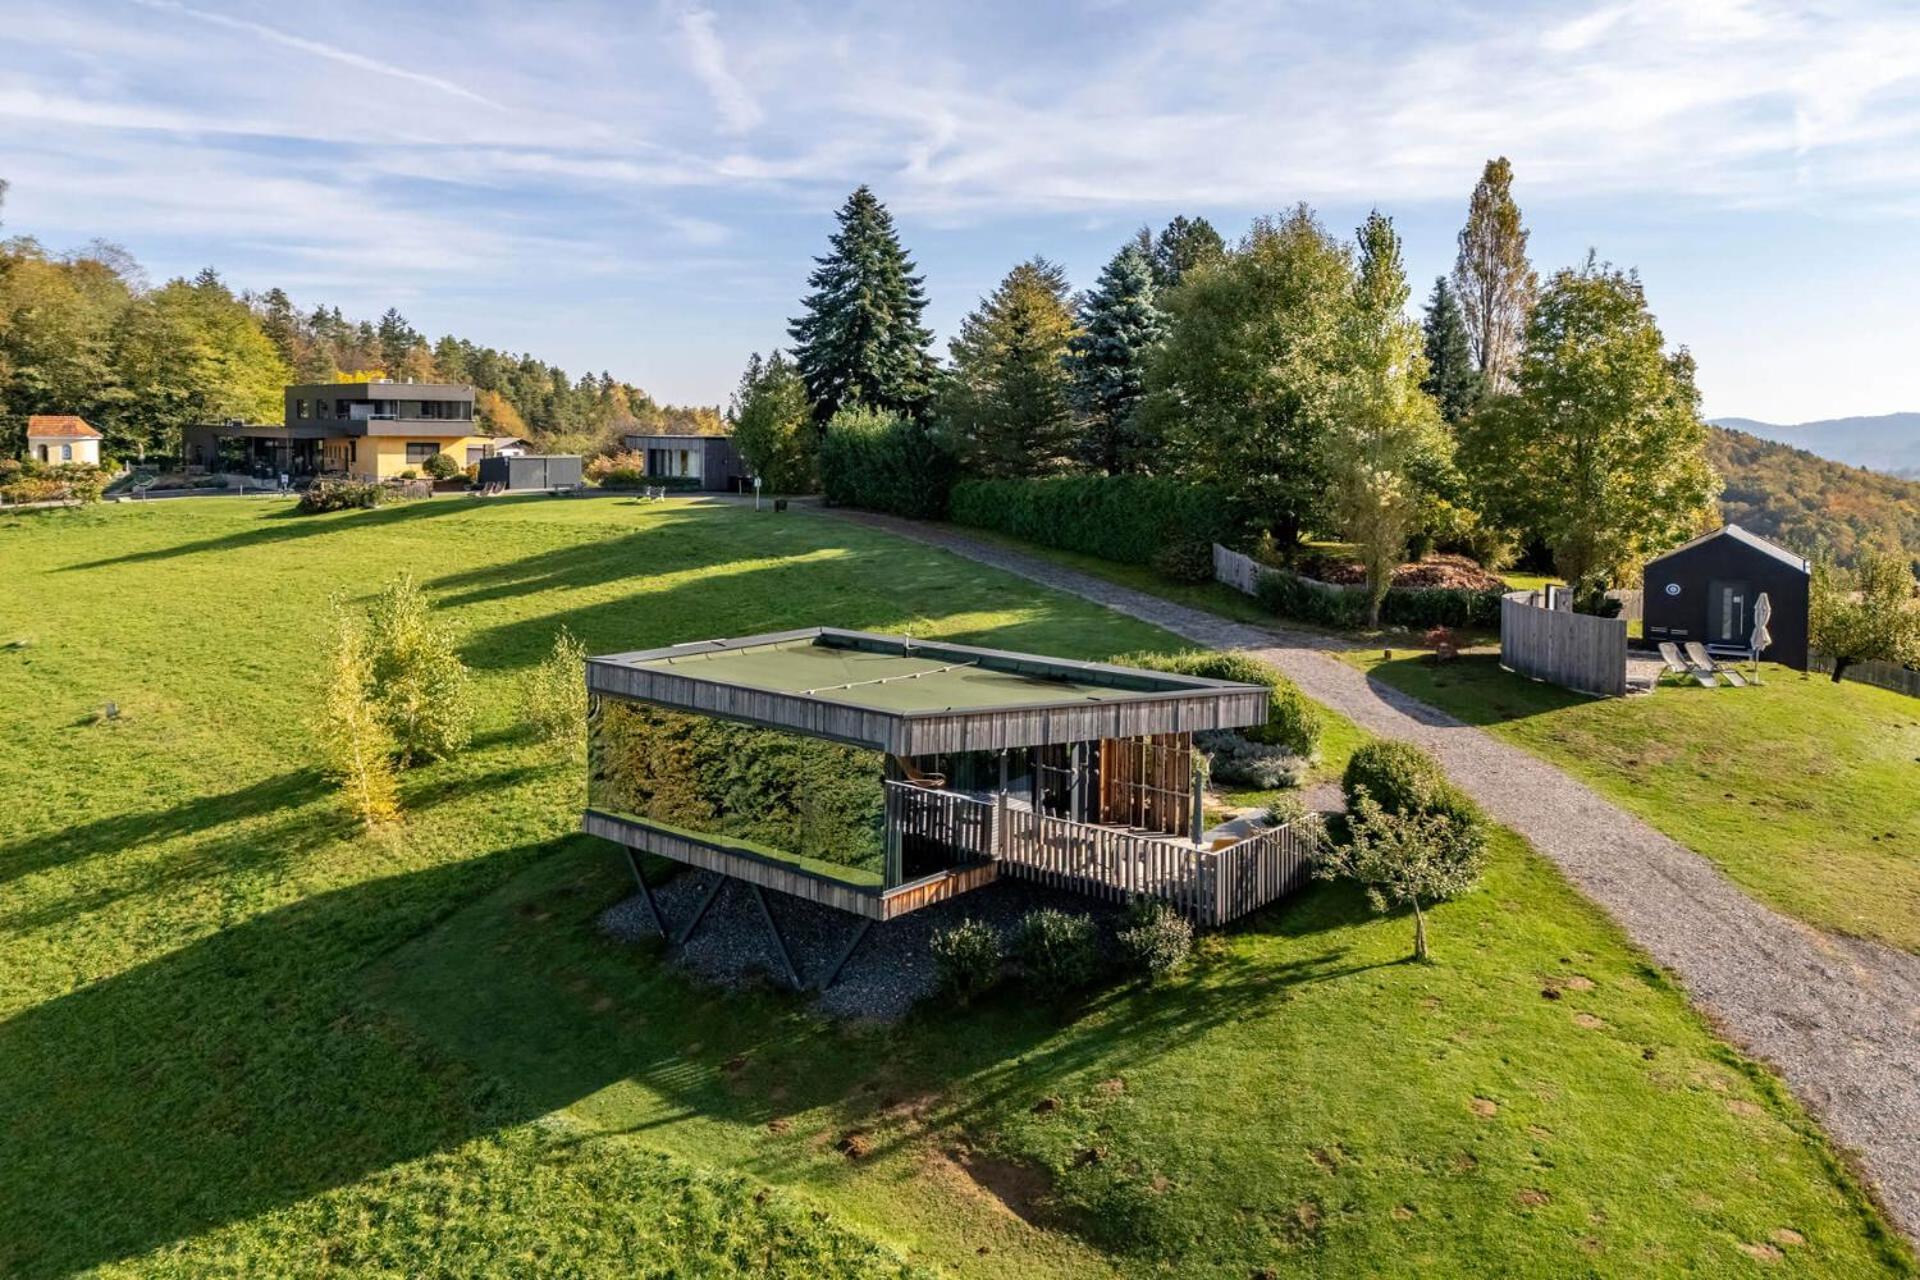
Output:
[[0, 497, 1906, 1277]]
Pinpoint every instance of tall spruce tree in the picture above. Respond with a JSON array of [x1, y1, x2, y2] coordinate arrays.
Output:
[[1420, 276, 1480, 424], [788, 186, 935, 423], [1452, 157, 1536, 394], [938, 257, 1079, 477], [1065, 242, 1164, 473]]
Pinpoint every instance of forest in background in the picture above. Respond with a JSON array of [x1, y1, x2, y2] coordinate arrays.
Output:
[[1709, 425, 1920, 569], [0, 179, 719, 463]]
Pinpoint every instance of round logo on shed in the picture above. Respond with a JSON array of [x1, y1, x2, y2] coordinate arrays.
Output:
[[1665, 582, 1682, 596]]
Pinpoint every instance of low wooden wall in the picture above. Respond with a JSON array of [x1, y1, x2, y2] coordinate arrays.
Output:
[[1809, 654, 1920, 700], [1213, 543, 1267, 596], [1500, 590, 1628, 697], [997, 805, 1309, 927]]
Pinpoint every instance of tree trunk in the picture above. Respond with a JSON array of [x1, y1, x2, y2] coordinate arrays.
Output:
[[1412, 898, 1428, 961], [1831, 657, 1850, 684]]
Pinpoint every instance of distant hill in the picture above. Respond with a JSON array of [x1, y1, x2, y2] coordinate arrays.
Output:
[[1708, 426, 1920, 564], [1711, 412, 1920, 478]]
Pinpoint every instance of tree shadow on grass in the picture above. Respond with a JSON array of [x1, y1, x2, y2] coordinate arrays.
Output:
[[0, 837, 596, 1279], [58, 494, 549, 573], [0, 769, 331, 891], [1362, 654, 1588, 728]]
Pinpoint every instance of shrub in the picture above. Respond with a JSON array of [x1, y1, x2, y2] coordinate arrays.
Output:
[[1111, 649, 1320, 758], [299, 477, 388, 513], [930, 918, 1003, 1004], [818, 405, 957, 518], [362, 575, 475, 766], [1012, 908, 1099, 998], [585, 451, 646, 484], [464, 462, 480, 486], [1, 463, 105, 505], [521, 626, 588, 752], [422, 452, 461, 481], [1340, 740, 1485, 868], [1115, 899, 1192, 980], [1151, 539, 1215, 584], [597, 468, 647, 490], [949, 474, 1232, 567], [398, 468, 419, 481], [314, 606, 401, 827], [1193, 731, 1306, 789], [1253, 566, 1502, 631]]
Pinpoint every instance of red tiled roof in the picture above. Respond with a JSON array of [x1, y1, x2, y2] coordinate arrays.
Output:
[[26, 415, 102, 439]]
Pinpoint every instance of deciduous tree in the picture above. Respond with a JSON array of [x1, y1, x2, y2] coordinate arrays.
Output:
[[1312, 787, 1486, 961], [1327, 213, 1455, 624], [1065, 242, 1164, 473], [788, 186, 935, 423], [315, 605, 401, 828], [361, 575, 474, 767], [728, 350, 815, 492], [1452, 158, 1536, 394], [1811, 552, 1920, 679], [1457, 256, 1720, 589], [1146, 205, 1351, 549]]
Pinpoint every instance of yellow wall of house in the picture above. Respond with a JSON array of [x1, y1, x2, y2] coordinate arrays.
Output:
[[335, 435, 490, 480]]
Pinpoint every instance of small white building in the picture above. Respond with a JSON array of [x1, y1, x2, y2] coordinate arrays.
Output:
[[26, 416, 103, 466]]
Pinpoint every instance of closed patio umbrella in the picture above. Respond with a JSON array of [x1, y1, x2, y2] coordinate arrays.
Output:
[[1750, 592, 1773, 684]]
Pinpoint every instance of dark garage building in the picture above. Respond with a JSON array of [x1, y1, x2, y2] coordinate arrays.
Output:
[[1642, 524, 1810, 669], [622, 432, 750, 492]]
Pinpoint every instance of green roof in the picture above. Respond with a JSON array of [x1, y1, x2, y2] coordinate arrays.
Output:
[[630, 637, 1125, 713]]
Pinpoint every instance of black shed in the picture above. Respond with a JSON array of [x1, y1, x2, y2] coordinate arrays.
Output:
[[1641, 525, 1810, 669]]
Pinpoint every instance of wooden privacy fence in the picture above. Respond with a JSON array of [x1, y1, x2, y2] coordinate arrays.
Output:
[[996, 805, 1311, 927], [884, 783, 996, 883], [1500, 590, 1628, 697], [1809, 654, 1920, 700], [1213, 543, 1267, 596]]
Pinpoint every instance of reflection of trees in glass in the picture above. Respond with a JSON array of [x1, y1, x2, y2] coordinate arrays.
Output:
[[589, 703, 886, 874]]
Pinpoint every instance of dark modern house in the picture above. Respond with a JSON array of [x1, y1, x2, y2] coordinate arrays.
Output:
[[185, 381, 489, 479], [621, 431, 749, 491], [1642, 524, 1810, 668], [582, 629, 1311, 987]]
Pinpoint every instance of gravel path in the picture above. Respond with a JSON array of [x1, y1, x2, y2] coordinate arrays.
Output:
[[823, 508, 1920, 1239]]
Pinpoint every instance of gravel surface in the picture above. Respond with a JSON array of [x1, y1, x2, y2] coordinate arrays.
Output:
[[822, 507, 1920, 1241], [601, 871, 1124, 1022]]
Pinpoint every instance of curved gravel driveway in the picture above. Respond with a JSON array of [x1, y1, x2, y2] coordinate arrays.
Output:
[[823, 507, 1920, 1240]]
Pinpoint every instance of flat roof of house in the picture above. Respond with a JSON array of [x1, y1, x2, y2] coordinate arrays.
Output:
[[588, 628, 1269, 754]]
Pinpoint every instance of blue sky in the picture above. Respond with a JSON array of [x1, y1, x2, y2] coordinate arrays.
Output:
[[2, 0, 1917, 422]]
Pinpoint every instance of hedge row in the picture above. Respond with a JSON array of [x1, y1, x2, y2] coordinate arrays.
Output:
[[1111, 649, 1320, 759], [949, 475, 1231, 567], [1254, 567, 1503, 630], [818, 413, 958, 519]]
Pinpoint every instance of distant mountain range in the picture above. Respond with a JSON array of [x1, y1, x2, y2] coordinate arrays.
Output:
[[1707, 426, 1920, 564], [1710, 412, 1920, 478]]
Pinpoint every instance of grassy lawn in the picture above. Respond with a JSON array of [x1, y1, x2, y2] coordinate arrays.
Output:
[[1349, 651, 1920, 954], [0, 497, 1908, 1277]]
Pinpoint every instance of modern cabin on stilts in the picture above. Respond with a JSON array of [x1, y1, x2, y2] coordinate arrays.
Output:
[[582, 628, 1314, 987]]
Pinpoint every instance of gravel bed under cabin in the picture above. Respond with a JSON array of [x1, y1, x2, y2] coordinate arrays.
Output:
[[600, 870, 1126, 1022]]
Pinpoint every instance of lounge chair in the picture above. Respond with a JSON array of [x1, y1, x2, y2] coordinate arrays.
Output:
[[1657, 642, 1713, 688], [890, 755, 948, 789], [1685, 642, 1747, 688]]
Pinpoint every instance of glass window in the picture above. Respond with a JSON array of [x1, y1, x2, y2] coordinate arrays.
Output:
[[61, 444, 72, 461], [405, 442, 440, 464], [590, 703, 887, 887], [466, 447, 485, 465], [295, 398, 309, 419]]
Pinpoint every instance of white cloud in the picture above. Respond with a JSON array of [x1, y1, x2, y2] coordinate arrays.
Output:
[[676, 5, 763, 135], [128, 0, 504, 109]]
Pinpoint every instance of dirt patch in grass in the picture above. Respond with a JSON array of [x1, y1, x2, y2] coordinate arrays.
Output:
[[1572, 1012, 1606, 1029], [947, 1148, 1057, 1227], [1469, 1097, 1498, 1117], [1772, 1228, 1806, 1246], [1738, 1241, 1785, 1263], [1517, 1188, 1551, 1208]]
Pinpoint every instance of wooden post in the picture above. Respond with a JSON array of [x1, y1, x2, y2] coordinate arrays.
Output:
[[1189, 757, 1204, 845]]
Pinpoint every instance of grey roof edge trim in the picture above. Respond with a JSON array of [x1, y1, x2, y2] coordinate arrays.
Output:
[[1644, 524, 1809, 573], [588, 627, 1265, 698]]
